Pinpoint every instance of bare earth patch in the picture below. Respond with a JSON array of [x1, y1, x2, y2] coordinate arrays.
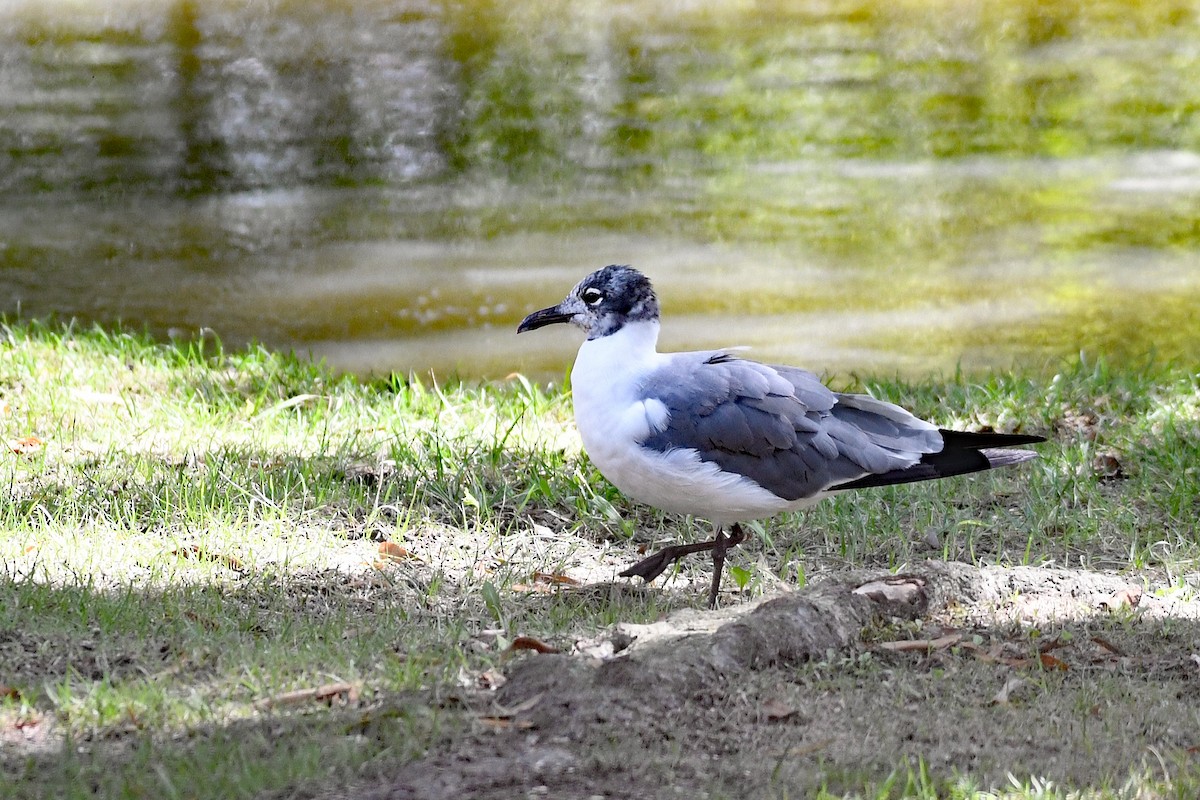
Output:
[[339, 561, 1200, 799]]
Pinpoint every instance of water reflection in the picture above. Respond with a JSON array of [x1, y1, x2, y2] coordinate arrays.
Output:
[[1, 0, 1198, 379]]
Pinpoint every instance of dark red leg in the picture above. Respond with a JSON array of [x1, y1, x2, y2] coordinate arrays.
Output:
[[619, 523, 747, 607]]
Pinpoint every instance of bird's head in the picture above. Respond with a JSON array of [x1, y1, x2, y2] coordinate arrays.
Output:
[[517, 265, 660, 340]]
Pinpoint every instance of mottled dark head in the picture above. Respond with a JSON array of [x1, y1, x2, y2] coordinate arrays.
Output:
[[517, 265, 660, 340]]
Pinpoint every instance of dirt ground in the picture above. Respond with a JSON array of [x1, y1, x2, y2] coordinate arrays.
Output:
[[292, 561, 1200, 799]]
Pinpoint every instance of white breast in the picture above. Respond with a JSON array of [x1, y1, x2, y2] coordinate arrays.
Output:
[[570, 323, 813, 522]]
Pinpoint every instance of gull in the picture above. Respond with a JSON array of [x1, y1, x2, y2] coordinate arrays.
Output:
[[517, 265, 1044, 608]]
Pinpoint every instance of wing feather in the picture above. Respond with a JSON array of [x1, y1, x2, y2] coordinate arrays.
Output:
[[637, 353, 940, 501]]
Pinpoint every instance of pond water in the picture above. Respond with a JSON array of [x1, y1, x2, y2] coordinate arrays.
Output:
[[2, 0, 1199, 381]]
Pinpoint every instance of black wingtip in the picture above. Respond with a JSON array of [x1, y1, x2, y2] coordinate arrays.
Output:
[[830, 429, 1045, 492], [937, 429, 1046, 449]]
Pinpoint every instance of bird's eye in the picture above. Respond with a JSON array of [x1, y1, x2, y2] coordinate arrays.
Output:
[[581, 287, 604, 306]]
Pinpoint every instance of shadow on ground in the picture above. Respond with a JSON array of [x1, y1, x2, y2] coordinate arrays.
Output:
[[355, 562, 1200, 799]]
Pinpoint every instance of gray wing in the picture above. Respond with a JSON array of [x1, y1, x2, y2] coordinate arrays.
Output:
[[638, 352, 943, 501]]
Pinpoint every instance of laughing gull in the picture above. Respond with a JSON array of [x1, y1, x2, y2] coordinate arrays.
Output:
[[517, 265, 1044, 608]]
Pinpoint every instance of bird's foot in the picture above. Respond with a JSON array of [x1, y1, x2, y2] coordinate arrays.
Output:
[[619, 539, 720, 584]]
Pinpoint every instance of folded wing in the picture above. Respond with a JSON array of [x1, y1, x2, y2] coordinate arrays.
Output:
[[637, 353, 951, 501]]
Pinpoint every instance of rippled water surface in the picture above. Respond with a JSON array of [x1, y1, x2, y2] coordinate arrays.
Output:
[[3, 0, 1199, 379]]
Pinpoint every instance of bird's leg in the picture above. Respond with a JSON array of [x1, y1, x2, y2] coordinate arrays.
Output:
[[620, 523, 749, 606], [707, 522, 746, 609]]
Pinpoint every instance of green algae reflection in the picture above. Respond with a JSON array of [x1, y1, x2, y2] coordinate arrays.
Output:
[[1, 0, 1198, 377]]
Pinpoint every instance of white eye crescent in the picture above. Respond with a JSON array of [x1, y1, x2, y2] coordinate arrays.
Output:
[[581, 287, 604, 306]]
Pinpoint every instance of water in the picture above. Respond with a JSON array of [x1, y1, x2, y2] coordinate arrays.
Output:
[[2, 0, 1199, 380]]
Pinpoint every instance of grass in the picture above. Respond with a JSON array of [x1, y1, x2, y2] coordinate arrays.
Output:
[[1, 320, 1199, 798]]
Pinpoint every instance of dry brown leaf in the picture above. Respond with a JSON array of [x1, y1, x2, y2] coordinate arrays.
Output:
[[1090, 636, 1124, 656], [1039, 653, 1069, 671], [531, 571, 581, 586], [1038, 637, 1072, 654], [508, 636, 559, 654], [878, 633, 962, 652], [0, 685, 21, 702], [7, 435, 41, 455], [378, 541, 419, 563], [254, 682, 359, 710]]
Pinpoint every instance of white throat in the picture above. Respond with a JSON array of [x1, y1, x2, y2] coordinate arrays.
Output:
[[569, 320, 664, 457], [571, 320, 661, 400]]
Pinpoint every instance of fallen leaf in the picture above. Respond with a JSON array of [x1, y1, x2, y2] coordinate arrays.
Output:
[[1039, 653, 1069, 671], [1038, 637, 1072, 654], [991, 677, 1026, 706], [508, 636, 559, 654], [531, 571, 581, 586], [254, 682, 359, 710], [1090, 636, 1124, 656], [760, 697, 798, 722], [7, 435, 41, 455], [0, 685, 21, 702], [378, 541, 419, 563], [878, 633, 962, 652]]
